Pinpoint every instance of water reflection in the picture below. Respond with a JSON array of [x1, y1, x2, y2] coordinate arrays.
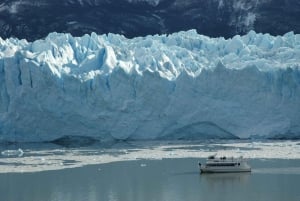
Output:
[[201, 172, 251, 183], [1, 158, 300, 201]]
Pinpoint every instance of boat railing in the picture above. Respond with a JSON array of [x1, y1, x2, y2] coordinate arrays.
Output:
[[206, 155, 247, 162]]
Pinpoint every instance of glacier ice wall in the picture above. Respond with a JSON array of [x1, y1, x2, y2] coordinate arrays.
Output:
[[0, 30, 300, 142]]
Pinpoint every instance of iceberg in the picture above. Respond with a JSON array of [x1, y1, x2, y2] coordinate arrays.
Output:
[[1, 148, 24, 157], [0, 30, 300, 142]]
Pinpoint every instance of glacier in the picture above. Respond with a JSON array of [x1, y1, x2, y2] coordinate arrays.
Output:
[[0, 30, 300, 142]]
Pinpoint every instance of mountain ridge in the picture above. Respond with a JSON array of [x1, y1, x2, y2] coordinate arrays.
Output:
[[1, 0, 300, 41]]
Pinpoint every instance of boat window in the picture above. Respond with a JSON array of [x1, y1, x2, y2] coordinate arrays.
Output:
[[206, 163, 236, 167]]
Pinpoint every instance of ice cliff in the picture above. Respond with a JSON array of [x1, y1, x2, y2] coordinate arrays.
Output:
[[0, 30, 300, 142]]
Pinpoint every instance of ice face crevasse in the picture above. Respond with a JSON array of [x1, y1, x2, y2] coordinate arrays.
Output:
[[0, 30, 300, 142]]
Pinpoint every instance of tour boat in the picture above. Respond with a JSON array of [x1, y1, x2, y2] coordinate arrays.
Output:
[[199, 155, 251, 173]]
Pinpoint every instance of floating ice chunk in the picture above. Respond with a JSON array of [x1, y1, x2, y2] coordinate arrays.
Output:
[[0, 141, 299, 173], [1, 148, 24, 157]]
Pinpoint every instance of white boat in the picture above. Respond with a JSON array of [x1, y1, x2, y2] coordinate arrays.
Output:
[[199, 155, 251, 173]]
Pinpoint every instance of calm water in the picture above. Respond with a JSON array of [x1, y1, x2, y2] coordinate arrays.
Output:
[[1, 158, 300, 201]]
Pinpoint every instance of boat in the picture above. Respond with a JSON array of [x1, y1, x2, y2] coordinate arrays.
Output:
[[199, 155, 251, 173]]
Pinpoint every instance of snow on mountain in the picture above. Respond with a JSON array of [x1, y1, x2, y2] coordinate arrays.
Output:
[[0, 30, 300, 142]]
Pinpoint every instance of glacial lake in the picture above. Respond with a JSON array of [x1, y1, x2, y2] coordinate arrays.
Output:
[[1, 158, 300, 201], [1, 140, 300, 201]]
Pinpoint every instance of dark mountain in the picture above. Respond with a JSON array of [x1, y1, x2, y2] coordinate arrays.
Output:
[[1, 0, 300, 41]]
